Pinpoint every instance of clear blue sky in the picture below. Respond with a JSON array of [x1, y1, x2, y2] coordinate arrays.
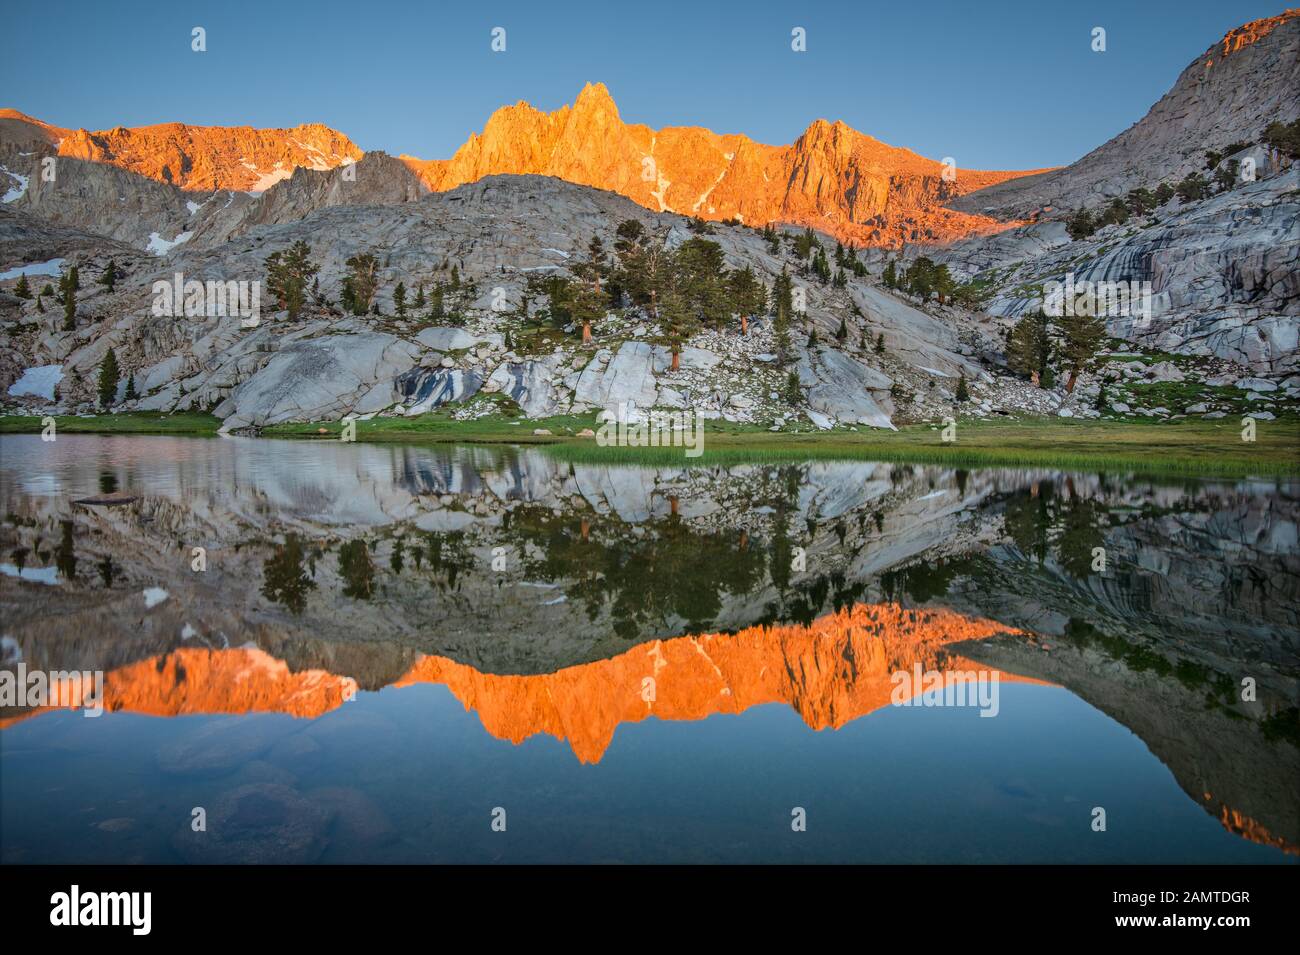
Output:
[[0, 0, 1287, 169]]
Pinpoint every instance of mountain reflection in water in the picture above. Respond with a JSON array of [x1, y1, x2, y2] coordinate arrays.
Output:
[[1, 435, 1296, 863]]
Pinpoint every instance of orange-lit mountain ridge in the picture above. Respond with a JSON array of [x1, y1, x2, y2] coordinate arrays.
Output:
[[2, 84, 1047, 247], [0, 108, 363, 192], [403, 82, 1045, 247]]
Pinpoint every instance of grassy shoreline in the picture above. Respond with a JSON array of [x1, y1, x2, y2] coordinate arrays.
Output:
[[2, 411, 1296, 476]]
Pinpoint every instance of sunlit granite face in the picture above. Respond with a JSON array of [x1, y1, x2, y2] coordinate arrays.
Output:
[[1, 435, 1297, 863]]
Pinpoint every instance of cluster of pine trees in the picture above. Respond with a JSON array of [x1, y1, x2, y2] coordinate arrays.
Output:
[[264, 242, 474, 323], [523, 220, 776, 365], [880, 256, 959, 304], [1004, 308, 1104, 393], [1063, 129, 1289, 241]]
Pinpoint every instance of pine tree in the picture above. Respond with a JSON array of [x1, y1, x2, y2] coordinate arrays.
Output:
[[14, 274, 31, 299], [727, 266, 767, 325], [266, 241, 319, 320], [1007, 313, 1050, 382], [394, 282, 407, 318], [414, 283, 426, 310], [97, 348, 120, 408], [784, 370, 802, 405], [812, 247, 831, 283], [1058, 310, 1105, 392], [1176, 173, 1209, 204], [875, 332, 886, 355], [1066, 208, 1096, 241], [955, 373, 969, 403], [806, 328, 819, 348], [124, 372, 138, 401], [835, 318, 848, 342], [98, 260, 117, 291], [340, 252, 378, 316], [569, 280, 609, 344], [61, 272, 77, 331], [932, 264, 955, 305], [1125, 188, 1157, 217], [905, 257, 938, 300], [882, 259, 897, 290], [1263, 118, 1300, 159]]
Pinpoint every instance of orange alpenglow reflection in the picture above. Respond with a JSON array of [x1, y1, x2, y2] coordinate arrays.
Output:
[[395, 603, 1034, 763], [2, 604, 1023, 753], [0, 649, 357, 729], [1206, 796, 1299, 857]]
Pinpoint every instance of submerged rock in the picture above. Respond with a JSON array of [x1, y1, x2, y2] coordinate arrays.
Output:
[[171, 783, 331, 864]]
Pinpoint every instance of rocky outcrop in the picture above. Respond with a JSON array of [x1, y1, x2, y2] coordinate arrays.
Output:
[[572, 340, 660, 412], [182, 152, 428, 248], [483, 359, 562, 417], [939, 169, 1300, 372], [3, 172, 1008, 426], [1, 153, 193, 248], [796, 345, 895, 429], [396, 366, 482, 415], [216, 332, 418, 427]]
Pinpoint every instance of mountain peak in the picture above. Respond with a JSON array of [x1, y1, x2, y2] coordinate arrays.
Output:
[[1211, 7, 1299, 62], [572, 81, 620, 119]]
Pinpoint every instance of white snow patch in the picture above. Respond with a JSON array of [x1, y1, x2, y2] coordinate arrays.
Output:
[[7, 364, 63, 401], [142, 587, 170, 608], [248, 168, 293, 193], [541, 248, 570, 258], [1, 165, 31, 204], [692, 166, 729, 214], [0, 258, 64, 280], [0, 563, 59, 585], [146, 231, 193, 255], [186, 200, 201, 215]]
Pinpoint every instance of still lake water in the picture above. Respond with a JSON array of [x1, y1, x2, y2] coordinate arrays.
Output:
[[1, 434, 1296, 863]]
